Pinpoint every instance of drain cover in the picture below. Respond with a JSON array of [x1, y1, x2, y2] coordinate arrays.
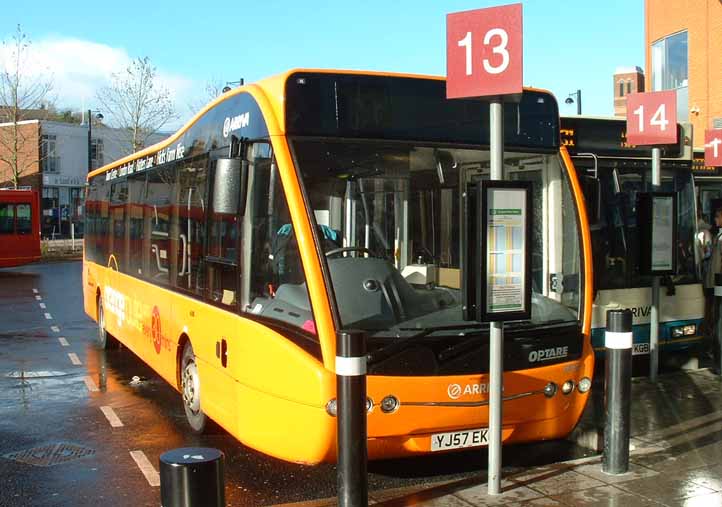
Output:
[[3, 442, 95, 467]]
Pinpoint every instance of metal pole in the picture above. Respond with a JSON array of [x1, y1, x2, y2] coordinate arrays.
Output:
[[650, 147, 661, 382], [488, 99, 504, 496], [603, 309, 633, 475], [336, 330, 367, 507], [716, 273, 722, 375], [576, 90, 582, 115], [87, 109, 92, 173], [71, 223, 75, 250]]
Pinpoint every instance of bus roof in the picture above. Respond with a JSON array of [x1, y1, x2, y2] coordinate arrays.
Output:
[[89, 69, 558, 180]]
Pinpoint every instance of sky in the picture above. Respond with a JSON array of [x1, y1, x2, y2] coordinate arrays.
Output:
[[1, 1, 645, 130]]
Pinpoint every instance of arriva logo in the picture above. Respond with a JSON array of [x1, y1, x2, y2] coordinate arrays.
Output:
[[447, 382, 489, 400], [222, 112, 250, 137]]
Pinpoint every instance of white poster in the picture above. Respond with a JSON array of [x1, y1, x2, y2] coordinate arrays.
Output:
[[486, 188, 526, 314], [651, 195, 674, 272]]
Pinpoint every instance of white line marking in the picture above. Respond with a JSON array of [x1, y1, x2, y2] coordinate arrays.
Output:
[[83, 376, 99, 392], [39, 303, 46, 309], [100, 406, 124, 428], [44, 313, 53, 320], [32, 288, 38, 294], [58, 337, 69, 347], [34, 295, 41, 301], [68, 353, 81, 366], [50, 325, 60, 333], [129, 451, 160, 487]]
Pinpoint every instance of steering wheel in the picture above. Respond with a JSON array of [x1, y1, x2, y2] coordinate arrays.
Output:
[[325, 246, 381, 259]]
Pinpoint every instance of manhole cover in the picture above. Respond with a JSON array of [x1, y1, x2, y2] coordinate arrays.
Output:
[[3, 442, 95, 467]]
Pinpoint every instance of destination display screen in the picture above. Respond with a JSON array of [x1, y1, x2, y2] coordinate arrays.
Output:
[[560, 116, 683, 158], [285, 72, 560, 150]]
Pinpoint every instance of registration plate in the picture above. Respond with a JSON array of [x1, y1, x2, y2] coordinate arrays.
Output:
[[632, 343, 650, 356], [431, 428, 488, 451]]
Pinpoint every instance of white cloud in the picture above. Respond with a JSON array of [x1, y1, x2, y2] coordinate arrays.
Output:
[[0, 36, 195, 129]]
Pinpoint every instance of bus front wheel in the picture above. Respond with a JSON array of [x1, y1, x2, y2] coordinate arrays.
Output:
[[181, 342, 207, 433], [97, 297, 118, 349]]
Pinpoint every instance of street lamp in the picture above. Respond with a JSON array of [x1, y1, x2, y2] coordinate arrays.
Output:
[[565, 90, 582, 115], [87, 109, 104, 173], [222, 78, 245, 94]]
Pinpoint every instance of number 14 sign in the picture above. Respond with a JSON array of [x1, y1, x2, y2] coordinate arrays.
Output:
[[446, 3, 523, 99], [626, 90, 678, 146]]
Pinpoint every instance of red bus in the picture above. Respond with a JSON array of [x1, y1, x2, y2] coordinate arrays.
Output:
[[0, 189, 41, 268]]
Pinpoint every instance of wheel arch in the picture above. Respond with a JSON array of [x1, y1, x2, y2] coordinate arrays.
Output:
[[176, 332, 191, 390]]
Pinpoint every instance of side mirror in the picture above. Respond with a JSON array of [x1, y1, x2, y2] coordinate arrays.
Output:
[[581, 176, 601, 225], [213, 158, 248, 215]]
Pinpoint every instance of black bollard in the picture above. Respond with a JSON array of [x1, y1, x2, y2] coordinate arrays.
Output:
[[602, 309, 633, 475], [336, 330, 368, 507], [716, 273, 722, 375], [159, 447, 225, 507]]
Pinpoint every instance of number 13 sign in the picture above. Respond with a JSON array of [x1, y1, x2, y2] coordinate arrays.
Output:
[[446, 3, 523, 99], [626, 90, 678, 146]]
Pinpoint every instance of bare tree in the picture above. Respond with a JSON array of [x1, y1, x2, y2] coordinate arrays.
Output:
[[0, 25, 53, 188], [187, 78, 226, 116], [97, 56, 176, 154]]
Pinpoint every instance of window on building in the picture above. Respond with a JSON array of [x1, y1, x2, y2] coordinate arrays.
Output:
[[651, 31, 688, 120], [619, 81, 624, 97], [41, 135, 59, 173], [626, 81, 632, 94], [91, 139, 104, 170]]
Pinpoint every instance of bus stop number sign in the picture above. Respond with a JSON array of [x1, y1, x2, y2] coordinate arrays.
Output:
[[446, 4, 523, 99], [705, 129, 722, 167], [625, 91, 678, 146]]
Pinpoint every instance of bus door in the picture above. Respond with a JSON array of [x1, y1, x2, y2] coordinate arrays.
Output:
[[187, 155, 243, 427]]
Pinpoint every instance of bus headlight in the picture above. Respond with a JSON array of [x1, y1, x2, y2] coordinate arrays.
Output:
[[671, 324, 696, 338], [366, 397, 374, 413], [381, 395, 400, 413], [562, 380, 575, 395], [325, 398, 337, 417], [543, 382, 557, 398], [577, 377, 592, 393]]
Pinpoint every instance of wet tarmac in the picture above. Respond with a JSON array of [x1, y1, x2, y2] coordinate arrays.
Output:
[[0, 261, 594, 506]]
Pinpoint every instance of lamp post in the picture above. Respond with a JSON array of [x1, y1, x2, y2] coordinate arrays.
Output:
[[87, 109, 104, 173], [221, 78, 244, 94], [565, 90, 582, 115]]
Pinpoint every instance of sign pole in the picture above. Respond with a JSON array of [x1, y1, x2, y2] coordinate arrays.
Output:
[[488, 99, 504, 496], [650, 146, 661, 382]]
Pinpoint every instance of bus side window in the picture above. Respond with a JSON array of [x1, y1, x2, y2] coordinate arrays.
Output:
[[127, 173, 146, 276], [144, 168, 175, 285], [110, 181, 128, 272], [0, 204, 14, 234], [174, 156, 208, 296], [15, 204, 31, 235], [206, 159, 240, 307]]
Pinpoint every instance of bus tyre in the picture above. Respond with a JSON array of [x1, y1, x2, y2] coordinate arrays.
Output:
[[97, 297, 117, 350], [181, 342, 207, 433]]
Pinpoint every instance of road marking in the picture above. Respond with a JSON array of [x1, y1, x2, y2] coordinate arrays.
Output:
[[39, 303, 46, 309], [68, 353, 81, 366], [34, 295, 41, 301], [32, 288, 38, 294], [44, 313, 53, 320], [129, 451, 160, 487], [50, 326, 60, 333], [58, 337, 69, 347], [100, 406, 124, 428], [83, 376, 99, 392]]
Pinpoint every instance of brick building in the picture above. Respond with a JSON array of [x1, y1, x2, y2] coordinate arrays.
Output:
[[645, 0, 722, 147], [613, 66, 645, 117], [0, 120, 167, 238]]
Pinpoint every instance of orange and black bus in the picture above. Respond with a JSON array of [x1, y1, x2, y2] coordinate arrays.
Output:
[[84, 69, 594, 464], [0, 188, 41, 268]]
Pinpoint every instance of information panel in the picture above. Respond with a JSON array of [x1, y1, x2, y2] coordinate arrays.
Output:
[[637, 192, 677, 276], [477, 181, 532, 321]]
